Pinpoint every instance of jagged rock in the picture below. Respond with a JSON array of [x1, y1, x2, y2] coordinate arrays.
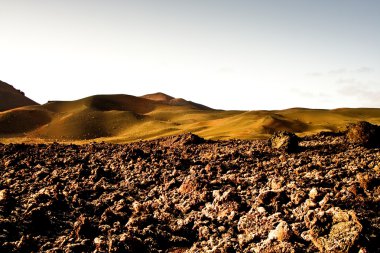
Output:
[[0, 134, 379, 252], [307, 207, 362, 253], [73, 215, 97, 239], [252, 240, 296, 253], [0, 189, 11, 205], [160, 133, 205, 146], [178, 175, 199, 194], [178, 133, 205, 145], [346, 121, 380, 147], [308, 187, 319, 201], [256, 190, 289, 213], [238, 211, 281, 247], [268, 220, 292, 242], [268, 131, 299, 152]]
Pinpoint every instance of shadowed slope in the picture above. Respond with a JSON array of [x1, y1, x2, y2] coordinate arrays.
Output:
[[0, 108, 52, 136], [43, 94, 157, 114], [0, 80, 38, 111], [32, 95, 160, 140]]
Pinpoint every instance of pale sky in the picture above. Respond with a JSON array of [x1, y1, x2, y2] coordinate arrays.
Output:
[[1, 0, 379, 110]]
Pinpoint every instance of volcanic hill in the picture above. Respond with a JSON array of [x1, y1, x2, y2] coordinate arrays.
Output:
[[1, 83, 380, 143], [0, 80, 38, 112]]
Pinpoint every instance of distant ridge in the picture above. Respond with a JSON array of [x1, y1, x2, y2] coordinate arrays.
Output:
[[141, 92, 175, 102], [0, 80, 38, 111], [142, 92, 212, 110], [0, 93, 213, 141], [1, 90, 380, 143]]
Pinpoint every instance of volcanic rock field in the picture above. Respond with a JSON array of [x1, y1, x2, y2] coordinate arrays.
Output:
[[0, 133, 379, 252]]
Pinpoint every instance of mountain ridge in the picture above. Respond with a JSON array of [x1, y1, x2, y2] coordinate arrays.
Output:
[[1, 82, 380, 143]]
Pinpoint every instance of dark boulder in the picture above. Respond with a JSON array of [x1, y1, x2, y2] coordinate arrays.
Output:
[[160, 133, 205, 146], [268, 131, 299, 152], [346, 121, 380, 148]]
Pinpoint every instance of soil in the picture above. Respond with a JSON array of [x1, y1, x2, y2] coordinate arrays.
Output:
[[0, 133, 379, 252]]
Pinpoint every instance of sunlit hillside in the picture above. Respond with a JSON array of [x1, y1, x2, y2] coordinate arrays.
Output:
[[1, 93, 380, 144]]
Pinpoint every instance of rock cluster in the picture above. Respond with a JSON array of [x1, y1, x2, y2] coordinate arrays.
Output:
[[0, 133, 379, 252]]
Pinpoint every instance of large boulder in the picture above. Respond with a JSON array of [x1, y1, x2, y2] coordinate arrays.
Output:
[[268, 131, 299, 152], [346, 121, 380, 148], [160, 133, 205, 147]]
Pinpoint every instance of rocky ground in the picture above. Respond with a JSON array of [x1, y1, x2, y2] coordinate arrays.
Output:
[[0, 133, 379, 252]]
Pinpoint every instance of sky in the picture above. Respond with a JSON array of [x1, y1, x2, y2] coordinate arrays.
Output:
[[1, 0, 380, 110]]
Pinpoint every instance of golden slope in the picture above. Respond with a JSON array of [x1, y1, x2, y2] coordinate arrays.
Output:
[[1, 93, 380, 143], [0, 107, 52, 136], [30, 95, 160, 140]]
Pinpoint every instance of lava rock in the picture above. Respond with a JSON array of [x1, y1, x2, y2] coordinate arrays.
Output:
[[268, 220, 293, 242], [0, 189, 14, 210], [346, 121, 380, 147], [308, 207, 362, 253], [161, 133, 205, 146], [73, 215, 97, 239], [268, 131, 299, 152], [0, 134, 379, 252]]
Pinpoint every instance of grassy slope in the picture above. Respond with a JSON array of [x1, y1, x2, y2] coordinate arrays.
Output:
[[1, 94, 380, 144]]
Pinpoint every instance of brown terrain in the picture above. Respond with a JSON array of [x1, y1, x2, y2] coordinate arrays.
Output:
[[0, 80, 38, 112], [1, 88, 380, 143], [0, 128, 380, 252], [1, 81, 380, 252]]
